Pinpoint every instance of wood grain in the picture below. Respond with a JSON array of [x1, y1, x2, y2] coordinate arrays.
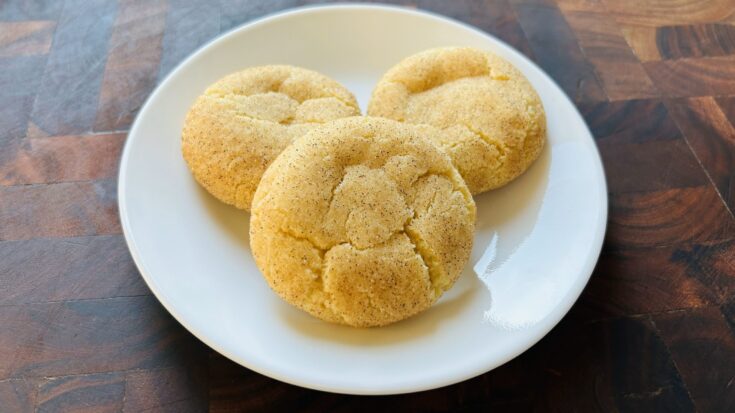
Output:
[[158, 0, 219, 80], [124, 367, 207, 412], [716, 95, 735, 121], [28, 0, 117, 137], [562, 10, 659, 100], [0, 55, 47, 142], [0, 378, 37, 412], [721, 299, 735, 338], [579, 240, 735, 320], [0, 296, 206, 380], [619, 22, 735, 63], [654, 306, 735, 412], [37, 373, 126, 413], [555, 0, 605, 13], [579, 98, 682, 143], [0, 21, 54, 57], [418, 0, 534, 58], [219, 0, 301, 34], [0, 133, 125, 185], [526, 316, 695, 412], [644, 55, 735, 97], [512, 1, 607, 102], [601, 0, 735, 27], [607, 185, 735, 248], [656, 23, 735, 60], [597, 137, 708, 193], [1, 0, 735, 410], [667, 97, 735, 211], [620, 24, 664, 61], [0, 180, 120, 241], [0, 1, 63, 21], [0, 235, 148, 305], [94, 0, 167, 132]]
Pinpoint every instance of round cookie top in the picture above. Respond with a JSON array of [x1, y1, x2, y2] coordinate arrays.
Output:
[[368, 47, 546, 194], [250, 117, 476, 327], [182, 65, 360, 211]]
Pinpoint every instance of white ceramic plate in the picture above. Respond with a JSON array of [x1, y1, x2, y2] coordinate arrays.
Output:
[[119, 4, 607, 395]]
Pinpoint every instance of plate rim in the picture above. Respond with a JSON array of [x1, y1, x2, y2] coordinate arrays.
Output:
[[118, 3, 608, 395]]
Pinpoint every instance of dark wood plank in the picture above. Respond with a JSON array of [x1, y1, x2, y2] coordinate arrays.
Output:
[[219, 0, 301, 33], [508, 0, 557, 6], [0, 378, 37, 412], [93, 0, 167, 132], [715, 95, 735, 122], [617, 20, 735, 62], [656, 23, 735, 60], [619, 24, 661, 62], [722, 299, 735, 340], [0, 235, 148, 306], [562, 10, 659, 101], [0, 179, 120, 241], [668, 241, 735, 305], [578, 98, 682, 143], [667, 97, 735, 212], [124, 366, 207, 412], [0, 0, 63, 21], [525, 316, 694, 412], [28, 0, 117, 137], [653, 306, 735, 413], [158, 0, 220, 80], [0, 295, 206, 380], [37, 372, 126, 413], [512, 1, 607, 102], [0, 55, 47, 142], [607, 185, 735, 248], [601, 0, 735, 27], [598, 137, 709, 193], [0, 21, 54, 58], [555, 0, 606, 12], [0, 133, 125, 185], [644, 56, 735, 98], [579, 240, 735, 320], [417, 0, 534, 58]]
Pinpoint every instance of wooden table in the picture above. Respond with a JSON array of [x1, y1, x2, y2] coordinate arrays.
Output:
[[1, 0, 734, 411]]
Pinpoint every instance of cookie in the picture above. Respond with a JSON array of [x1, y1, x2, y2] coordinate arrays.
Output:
[[250, 117, 476, 327], [368, 47, 546, 194], [182, 65, 360, 211]]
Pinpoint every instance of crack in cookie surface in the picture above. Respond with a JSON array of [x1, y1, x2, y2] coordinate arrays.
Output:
[[181, 65, 360, 211], [212, 93, 358, 126], [368, 47, 546, 194], [250, 117, 475, 327]]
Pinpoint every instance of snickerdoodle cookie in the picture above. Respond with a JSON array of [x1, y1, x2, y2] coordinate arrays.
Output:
[[182, 65, 360, 210], [368, 47, 546, 194], [250, 117, 476, 327]]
